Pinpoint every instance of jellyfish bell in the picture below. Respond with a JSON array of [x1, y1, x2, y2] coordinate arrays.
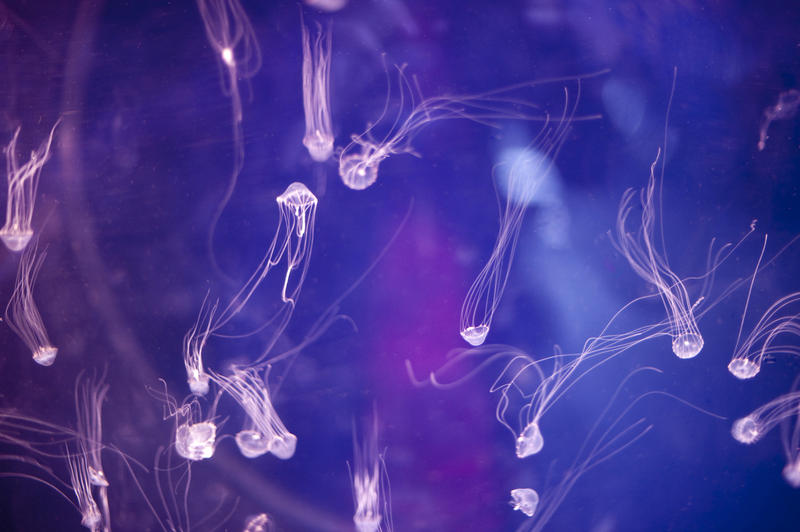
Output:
[[235, 429, 271, 459], [339, 152, 380, 191], [727, 358, 760, 380], [32, 345, 58, 366], [188, 372, 210, 396], [516, 421, 544, 458], [0, 227, 33, 253], [269, 432, 297, 460], [175, 421, 217, 461], [731, 416, 760, 444], [88, 466, 109, 488], [302, 130, 334, 163], [509, 488, 539, 517], [460, 325, 489, 347], [277, 182, 317, 238], [783, 460, 800, 488], [671, 332, 704, 359]]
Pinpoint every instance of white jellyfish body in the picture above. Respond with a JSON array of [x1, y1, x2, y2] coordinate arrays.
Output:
[[183, 295, 218, 396], [731, 390, 800, 446], [758, 89, 800, 151], [728, 291, 800, 380], [5, 240, 58, 366], [175, 421, 217, 461], [301, 18, 334, 162], [350, 412, 392, 532], [1, 120, 59, 253], [211, 367, 297, 460], [516, 420, 544, 458], [66, 442, 104, 532], [784, 460, 800, 488], [509, 488, 539, 517], [243, 513, 274, 532]]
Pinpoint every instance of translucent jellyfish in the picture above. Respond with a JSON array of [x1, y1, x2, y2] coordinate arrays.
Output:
[[196, 0, 262, 276], [731, 390, 800, 445], [183, 294, 218, 395], [757, 89, 800, 151], [509, 488, 539, 517], [0, 119, 59, 252], [74, 372, 110, 487], [152, 381, 222, 462], [5, 240, 58, 366], [781, 389, 800, 488], [210, 367, 297, 460], [301, 17, 334, 162], [339, 68, 603, 191], [516, 420, 544, 458], [728, 287, 800, 380], [460, 92, 581, 347], [243, 513, 275, 532], [303, 0, 348, 12], [349, 412, 392, 532], [66, 441, 104, 532]]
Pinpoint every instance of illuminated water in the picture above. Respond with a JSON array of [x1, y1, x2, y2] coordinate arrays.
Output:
[[0, 1, 798, 531]]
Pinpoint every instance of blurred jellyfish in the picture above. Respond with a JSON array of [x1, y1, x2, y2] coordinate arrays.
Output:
[[0, 119, 59, 252], [509, 488, 539, 517], [210, 367, 297, 460], [757, 89, 800, 151], [301, 16, 334, 162], [349, 411, 392, 532], [611, 148, 703, 359], [66, 442, 104, 532], [196, 0, 262, 277], [183, 294, 218, 395], [5, 239, 58, 366], [339, 69, 602, 191], [731, 390, 800, 445], [780, 379, 800, 488], [303, 0, 348, 12], [243, 513, 275, 532], [460, 85, 581, 347]]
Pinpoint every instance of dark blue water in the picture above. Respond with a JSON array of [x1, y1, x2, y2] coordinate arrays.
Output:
[[0, 1, 798, 530]]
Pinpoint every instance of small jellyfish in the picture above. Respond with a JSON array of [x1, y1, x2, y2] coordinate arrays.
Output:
[[301, 16, 334, 162], [0, 119, 59, 252], [303, 0, 348, 12], [783, 461, 800, 489], [516, 420, 544, 458], [509, 488, 539, 517], [66, 442, 104, 532], [210, 367, 297, 460], [175, 421, 217, 461], [339, 68, 602, 191], [731, 390, 800, 445], [349, 411, 392, 532], [757, 89, 800, 151], [460, 112, 578, 346], [5, 240, 58, 366], [243, 513, 274, 532], [183, 294, 218, 395], [728, 288, 800, 380]]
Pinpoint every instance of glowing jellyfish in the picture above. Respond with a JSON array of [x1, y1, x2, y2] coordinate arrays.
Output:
[[728, 287, 800, 380], [66, 441, 104, 532], [211, 367, 297, 460], [5, 240, 58, 366], [196, 0, 262, 277], [460, 91, 580, 347], [781, 388, 800, 488], [350, 412, 392, 532], [0, 119, 59, 253], [153, 382, 222, 462], [301, 17, 334, 162], [339, 69, 602, 191], [731, 390, 800, 445], [757, 89, 800, 151], [509, 488, 539, 517], [612, 148, 703, 359], [243, 513, 274, 532], [303, 0, 348, 12], [183, 295, 218, 395]]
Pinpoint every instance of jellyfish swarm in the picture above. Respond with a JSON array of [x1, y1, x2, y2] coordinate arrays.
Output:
[[611, 147, 704, 360], [757, 89, 800, 151], [349, 413, 392, 532], [5, 240, 58, 366], [301, 17, 334, 162], [731, 390, 800, 445], [338, 68, 602, 191], [196, 0, 262, 276], [509, 488, 539, 517], [210, 367, 297, 460], [728, 291, 800, 380], [0, 119, 59, 252], [459, 83, 582, 347]]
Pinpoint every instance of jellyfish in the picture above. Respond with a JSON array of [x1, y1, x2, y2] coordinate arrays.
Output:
[[509, 488, 539, 517], [66, 442, 104, 532], [5, 239, 58, 366], [243, 513, 275, 532], [0, 119, 59, 252], [210, 367, 297, 460], [339, 68, 604, 191], [301, 16, 334, 162], [183, 294, 219, 395], [728, 291, 800, 380], [757, 88, 800, 151], [196, 0, 262, 277], [731, 390, 800, 445], [303, 0, 348, 12], [349, 411, 392, 532], [460, 85, 581, 347], [780, 386, 800, 488], [151, 381, 223, 462]]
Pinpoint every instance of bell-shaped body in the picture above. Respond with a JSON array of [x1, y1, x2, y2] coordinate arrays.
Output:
[[175, 421, 216, 461], [671, 332, 704, 359], [0, 227, 32, 252], [727, 358, 760, 380], [236, 429, 271, 459], [32, 345, 58, 366], [509, 488, 539, 517], [269, 432, 297, 460], [460, 325, 489, 347], [339, 153, 380, 191], [731, 417, 760, 444], [516, 421, 544, 458], [783, 460, 800, 488]]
